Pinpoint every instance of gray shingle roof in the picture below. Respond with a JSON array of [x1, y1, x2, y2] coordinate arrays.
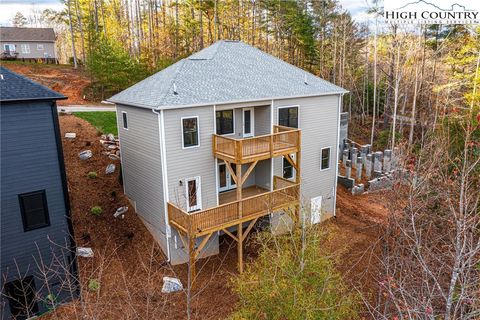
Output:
[[0, 27, 56, 42], [0, 66, 66, 102], [108, 40, 347, 109]]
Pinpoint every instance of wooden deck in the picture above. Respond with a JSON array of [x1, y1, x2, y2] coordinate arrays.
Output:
[[219, 185, 269, 204], [212, 125, 300, 164]]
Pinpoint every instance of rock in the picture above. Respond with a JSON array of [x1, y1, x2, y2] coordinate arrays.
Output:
[[107, 133, 115, 141], [79, 150, 92, 160], [107, 145, 118, 150], [65, 132, 76, 139], [108, 154, 120, 160], [114, 206, 128, 218], [105, 164, 116, 174], [161, 277, 183, 293], [100, 134, 107, 140], [76, 247, 94, 258]]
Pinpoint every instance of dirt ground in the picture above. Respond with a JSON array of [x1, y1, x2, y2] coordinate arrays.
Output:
[[49, 115, 387, 319], [4, 63, 92, 106]]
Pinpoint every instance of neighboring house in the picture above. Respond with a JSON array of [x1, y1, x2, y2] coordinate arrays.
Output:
[[0, 67, 77, 318], [108, 40, 347, 275], [0, 27, 57, 62]]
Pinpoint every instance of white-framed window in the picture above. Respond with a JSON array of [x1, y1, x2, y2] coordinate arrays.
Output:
[[181, 116, 199, 148], [278, 105, 299, 128], [185, 176, 202, 212], [3, 44, 16, 52], [122, 111, 128, 130], [321, 147, 331, 170], [21, 44, 30, 54], [37, 44, 44, 50], [216, 109, 235, 135]]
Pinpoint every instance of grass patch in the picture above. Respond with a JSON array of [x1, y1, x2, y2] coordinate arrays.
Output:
[[74, 112, 118, 135]]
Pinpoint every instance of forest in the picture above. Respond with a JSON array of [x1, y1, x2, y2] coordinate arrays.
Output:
[[7, 0, 479, 319]]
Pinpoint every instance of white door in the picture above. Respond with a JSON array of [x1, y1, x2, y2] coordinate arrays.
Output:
[[218, 162, 236, 192], [243, 107, 254, 137], [186, 177, 202, 212], [310, 196, 322, 224]]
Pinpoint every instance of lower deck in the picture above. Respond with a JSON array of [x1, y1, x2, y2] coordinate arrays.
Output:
[[219, 185, 268, 205]]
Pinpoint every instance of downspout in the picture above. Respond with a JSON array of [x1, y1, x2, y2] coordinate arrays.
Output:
[[152, 108, 171, 262], [333, 93, 344, 218]]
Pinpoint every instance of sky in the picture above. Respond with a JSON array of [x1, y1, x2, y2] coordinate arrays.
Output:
[[0, 0, 372, 26]]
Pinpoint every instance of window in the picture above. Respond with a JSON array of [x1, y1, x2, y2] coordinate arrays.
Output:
[[182, 116, 199, 148], [37, 44, 44, 50], [185, 176, 201, 212], [4, 276, 39, 318], [21, 44, 30, 54], [278, 106, 298, 128], [4, 44, 16, 52], [321, 147, 330, 170], [19, 190, 50, 231], [216, 110, 234, 135], [122, 112, 128, 129], [283, 157, 294, 179]]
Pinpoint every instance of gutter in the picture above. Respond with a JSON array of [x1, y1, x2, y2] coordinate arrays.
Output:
[[152, 108, 171, 262]]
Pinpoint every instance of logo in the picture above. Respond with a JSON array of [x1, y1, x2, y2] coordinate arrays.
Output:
[[384, 0, 480, 24]]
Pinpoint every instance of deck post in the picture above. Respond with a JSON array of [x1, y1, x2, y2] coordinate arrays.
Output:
[[295, 131, 302, 222], [236, 163, 244, 273], [188, 235, 196, 287]]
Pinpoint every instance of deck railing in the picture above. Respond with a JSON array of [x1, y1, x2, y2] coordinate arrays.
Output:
[[168, 182, 300, 237], [212, 125, 300, 164]]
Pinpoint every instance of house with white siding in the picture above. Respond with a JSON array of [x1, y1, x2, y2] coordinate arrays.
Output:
[[0, 27, 57, 63], [108, 40, 347, 275]]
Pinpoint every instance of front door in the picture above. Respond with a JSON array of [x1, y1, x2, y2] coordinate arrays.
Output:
[[243, 108, 254, 137], [186, 177, 201, 212], [218, 162, 236, 192]]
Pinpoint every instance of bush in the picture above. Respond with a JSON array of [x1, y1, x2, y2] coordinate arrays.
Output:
[[90, 206, 103, 216], [375, 129, 403, 150], [230, 225, 359, 319], [88, 279, 100, 291], [87, 171, 98, 179]]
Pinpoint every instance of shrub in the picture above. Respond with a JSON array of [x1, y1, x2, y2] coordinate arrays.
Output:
[[90, 206, 102, 216], [87, 171, 98, 179], [88, 279, 100, 291], [230, 225, 359, 319]]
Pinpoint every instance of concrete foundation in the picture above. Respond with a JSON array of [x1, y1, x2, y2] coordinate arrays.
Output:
[[368, 175, 393, 191], [356, 157, 363, 180], [342, 150, 349, 167], [384, 149, 392, 172], [365, 154, 373, 179], [338, 176, 355, 189], [345, 160, 352, 179], [351, 147, 358, 168], [352, 183, 365, 195], [374, 151, 383, 172]]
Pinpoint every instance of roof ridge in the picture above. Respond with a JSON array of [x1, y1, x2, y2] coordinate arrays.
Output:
[[154, 59, 187, 108]]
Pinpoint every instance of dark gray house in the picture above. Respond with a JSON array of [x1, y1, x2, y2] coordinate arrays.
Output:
[[0, 67, 78, 319]]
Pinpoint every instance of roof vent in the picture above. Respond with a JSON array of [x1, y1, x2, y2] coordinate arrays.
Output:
[[0, 74, 4, 80], [173, 83, 178, 95], [304, 73, 308, 85]]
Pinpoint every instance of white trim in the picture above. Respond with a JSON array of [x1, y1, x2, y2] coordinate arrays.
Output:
[[215, 108, 236, 136], [214, 105, 219, 206], [21, 44, 30, 54], [121, 111, 128, 130], [276, 105, 300, 128], [185, 176, 202, 212], [180, 115, 200, 149], [320, 146, 332, 171], [153, 109, 171, 261], [3, 43, 15, 51], [117, 106, 127, 197], [242, 107, 255, 137], [333, 94, 343, 217], [109, 92, 348, 110], [37, 44, 44, 50], [217, 161, 237, 192], [270, 100, 274, 191]]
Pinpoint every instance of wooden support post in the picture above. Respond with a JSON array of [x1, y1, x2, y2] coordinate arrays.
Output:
[[236, 163, 243, 273], [241, 161, 258, 185], [188, 236, 196, 286], [269, 134, 274, 157], [238, 223, 243, 273]]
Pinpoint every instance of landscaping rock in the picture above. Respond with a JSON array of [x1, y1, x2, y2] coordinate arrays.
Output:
[[76, 247, 94, 258], [107, 133, 115, 141], [78, 150, 92, 160], [114, 206, 128, 218], [65, 132, 76, 139], [161, 277, 183, 293], [108, 154, 120, 160], [105, 164, 116, 175]]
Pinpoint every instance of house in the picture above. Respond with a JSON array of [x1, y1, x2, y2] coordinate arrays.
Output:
[[0, 27, 57, 62], [108, 40, 347, 275], [0, 67, 77, 318]]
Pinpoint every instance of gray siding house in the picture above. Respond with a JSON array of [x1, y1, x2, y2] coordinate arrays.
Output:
[[0, 27, 57, 62], [108, 41, 347, 270], [0, 67, 77, 318]]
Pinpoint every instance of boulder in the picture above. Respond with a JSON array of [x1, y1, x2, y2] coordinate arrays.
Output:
[[161, 277, 183, 293], [107, 133, 115, 141], [65, 132, 76, 139], [114, 206, 128, 218], [76, 247, 94, 258], [79, 150, 92, 160], [105, 164, 116, 175]]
